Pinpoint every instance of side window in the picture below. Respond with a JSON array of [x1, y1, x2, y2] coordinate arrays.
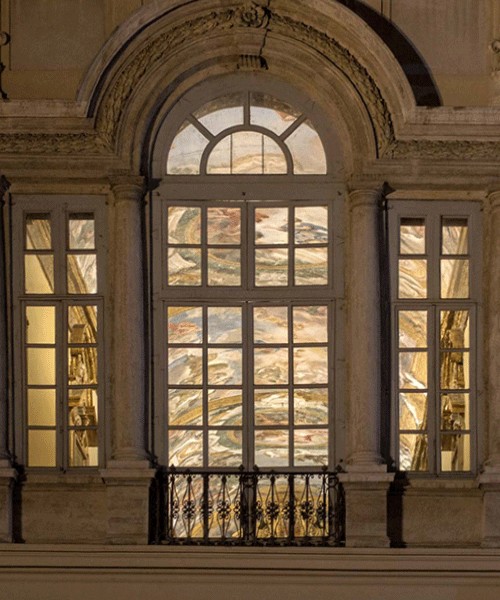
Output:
[[14, 199, 104, 469], [390, 201, 481, 474]]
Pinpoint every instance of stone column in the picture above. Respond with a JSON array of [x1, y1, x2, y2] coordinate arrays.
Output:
[[480, 190, 500, 547], [339, 186, 393, 547], [0, 175, 17, 542], [101, 174, 155, 544]]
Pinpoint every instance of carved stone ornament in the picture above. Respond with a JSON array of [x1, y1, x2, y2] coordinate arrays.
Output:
[[390, 140, 500, 161], [0, 32, 9, 46], [236, 2, 270, 28]]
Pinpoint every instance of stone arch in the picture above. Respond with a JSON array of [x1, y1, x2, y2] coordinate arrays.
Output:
[[78, 0, 416, 174]]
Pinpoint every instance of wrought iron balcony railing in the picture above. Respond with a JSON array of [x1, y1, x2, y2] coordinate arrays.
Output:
[[164, 468, 344, 546]]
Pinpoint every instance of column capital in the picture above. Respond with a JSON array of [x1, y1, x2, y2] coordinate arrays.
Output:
[[488, 189, 500, 211], [109, 172, 145, 201], [348, 186, 384, 211], [0, 175, 10, 200]]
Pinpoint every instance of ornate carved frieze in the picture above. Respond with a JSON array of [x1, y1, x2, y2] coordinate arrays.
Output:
[[390, 140, 500, 161], [0, 132, 109, 155]]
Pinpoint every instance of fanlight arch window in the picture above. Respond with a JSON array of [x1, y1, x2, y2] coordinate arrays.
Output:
[[166, 93, 327, 175]]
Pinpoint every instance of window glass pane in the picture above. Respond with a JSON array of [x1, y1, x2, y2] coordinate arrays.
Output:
[[399, 433, 428, 471], [207, 208, 241, 244], [68, 429, 98, 467], [27, 347, 56, 385], [294, 429, 328, 466], [208, 389, 242, 426], [207, 249, 241, 286], [441, 393, 469, 430], [68, 305, 97, 344], [68, 388, 98, 425], [167, 122, 208, 175], [255, 249, 288, 286], [398, 258, 427, 298], [255, 208, 288, 244], [253, 306, 288, 344], [294, 388, 328, 425], [169, 430, 203, 467], [28, 430, 56, 467], [263, 136, 288, 174], [295, 206, 328, 244], [206, 135, 231, 174], [168, 347, 203, 385], [399, 351, 427, 389], [232, 131, 269, 174], [255, 430, 289, 466], [168, 248, 202, 286], [250, 93, 300, 134], [69, 215, 95, 250], [67, 254, 97, 294], [25, 255, 54, 294], [440, 351, 469, 389], [295, 248, 328, 285], [398, 310, 427, 349], [208, 430, 242, 467], [208, 307, 242, 343], [254, 390, 289, 425], [286, 120, 327, 174], [399, 392, 427, 430], [207, 348, 242, 385], [167, 306, 203, 345], [68, 348, 97, 385], [442, 217, 468, 255], [28, 388, 56, 426], [26, 215, 51, 250], [168, 206, 201, 245], [441, 433, 470, 472], [293, 347, 328, 385], [169, 389, 203, 426], [26, 306, 56, 344], [293, 305, 328, 343], [400, 218, 425, 254], [441, 259, 469, 298], [440, 310, 470, 349], [194, 94, 244, 135], [254, 348, 289, 384]]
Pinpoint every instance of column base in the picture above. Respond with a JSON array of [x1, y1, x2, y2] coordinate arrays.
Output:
[[0, 468, 17, 543], [101, 467, 157, 544], [479, 469, 500, 548], [339, 467, 394, 548]]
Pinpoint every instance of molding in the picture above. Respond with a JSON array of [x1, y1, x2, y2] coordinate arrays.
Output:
[[0, 132, 109, 155], [390, 140, 500, 161]]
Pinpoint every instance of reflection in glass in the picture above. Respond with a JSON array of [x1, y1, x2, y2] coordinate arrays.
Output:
[[168, 347, 203, 385], [67, 389, 98, 425], [206, 136, 231, 174], [168, 248, 202, 286], [255, 208, 288, 244], [254, 348, 289, 384], [67, 254, 97, 294], [287, 120, 327, 174], [167, 122, 208, 175], [207, 208, 241, 244], [294, 430, 328, 466], [440, 310, 470, 349], [398, 310, 427, 348], [250, 93, 300, 134], [194, 94, 244, 135], [69, 216, 95, 249], [441, 393, 469, 429], [255, 249, 288, 286], [68, 348, 97, 385], [28, 430, 56, 467], [294, 388, 328, 425], [231, 131, 272, 174], [207, 249, 241, 286], [168, 206, 201, 245], [169, 430, 203, 467], [399, 351, 427, 389], [442, 217, 468, 255], [255, 429, 289, 466], [253, 306, 288, 344], [441, 259, 469, 298], [26, 306, 55, 344], [295, 248, 328, 285], [399, 392, 427, 430], [398, 258, 427, 298], [207, 307, 242, 343], [294, 206, 328, 244], [26, 215, 51, 250], [441, 433, 470, 471], [399, 433, 428, 471], [208, 389, 242, 426], [68, 305, 97, 344], [293, 305, 328, 343], [207, 348, 242, 385], [440, 351, 469, 389], [25, 255, 54, 294], [400, 218, 425, 254], [28, 389, 56, 426], [169, 389, 203, 426], [207, 133, 287, 174], [208, 430, 242, 466], [168, 306, 203, 344], [27, 347, 56, 385], [254, 390, 289, 425], [294, 347, 328, 384], [68, 429, 98, 467]]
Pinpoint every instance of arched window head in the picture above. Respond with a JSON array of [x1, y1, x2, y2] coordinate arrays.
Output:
[[166, 92, 327, 175]]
